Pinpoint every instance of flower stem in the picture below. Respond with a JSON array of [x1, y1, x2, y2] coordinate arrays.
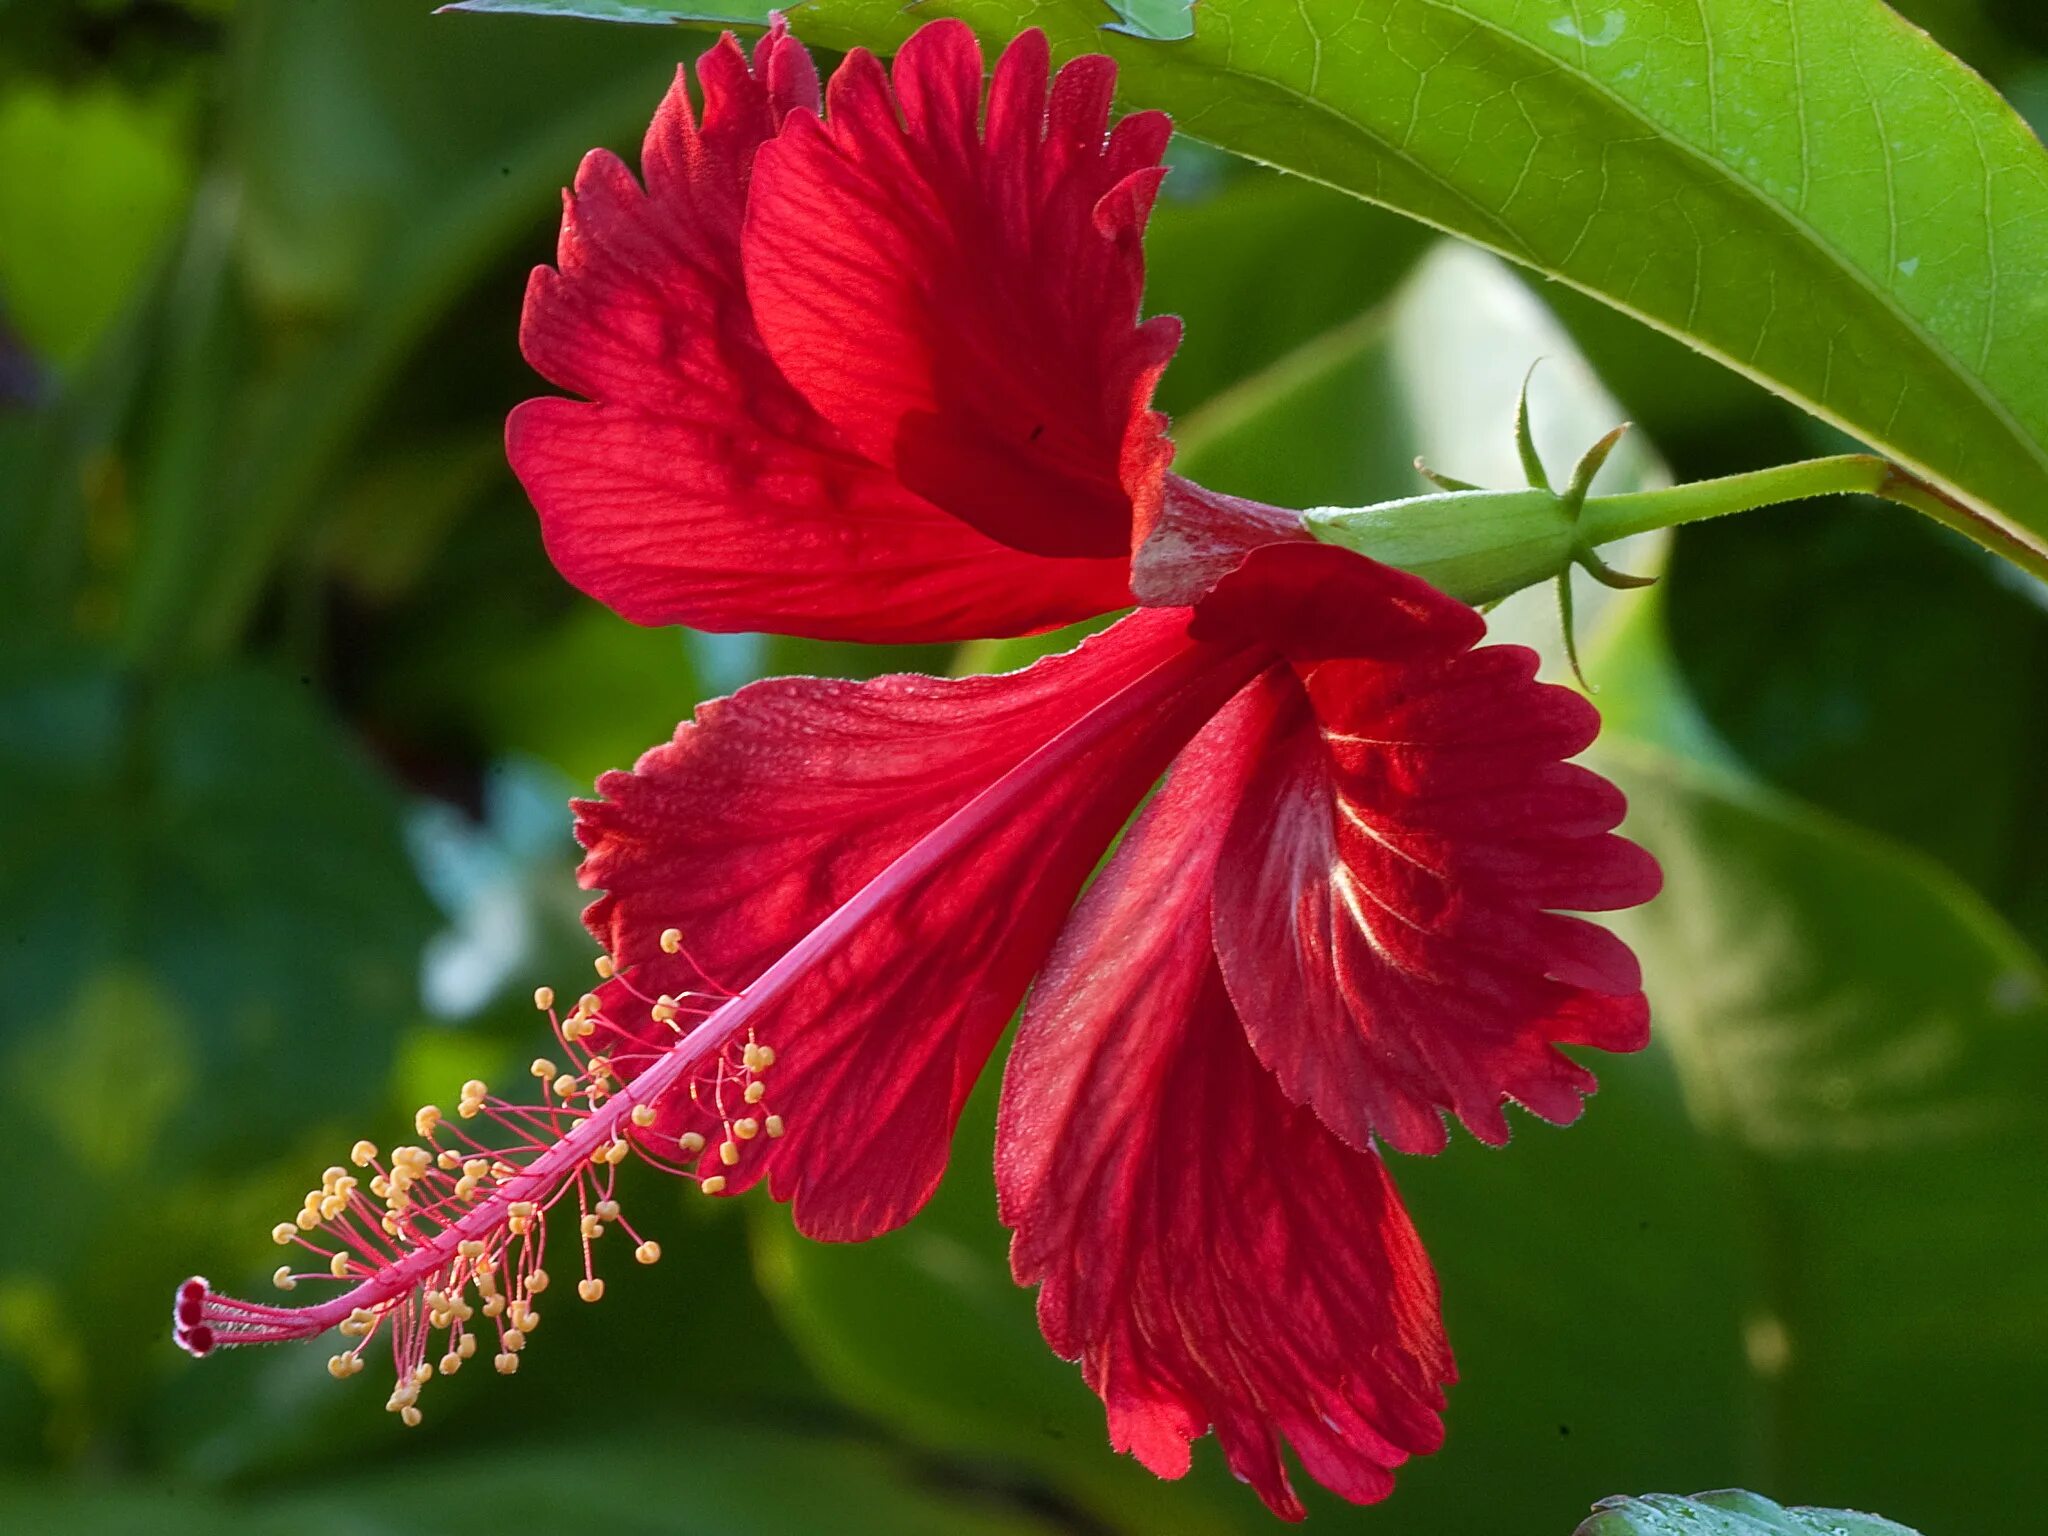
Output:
[[1578, 454, 2048, 586]]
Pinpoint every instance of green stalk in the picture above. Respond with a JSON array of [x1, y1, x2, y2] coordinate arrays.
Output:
[[1578, 454, 2048, 587], [1310, 452, 2048, 607]]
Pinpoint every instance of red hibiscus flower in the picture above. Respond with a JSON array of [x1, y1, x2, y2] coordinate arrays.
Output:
[[176, 19, 1659, 1519]]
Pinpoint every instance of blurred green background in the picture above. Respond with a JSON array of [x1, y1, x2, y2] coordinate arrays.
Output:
[[1, 2, 2044, 1531]]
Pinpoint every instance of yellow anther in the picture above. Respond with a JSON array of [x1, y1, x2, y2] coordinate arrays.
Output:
[[743, 1042, 776, 1072], [631, 1103, 657, 1128], [492, 1160, 517, 1179], [382, 1214, 402, 1236], [651, 1001, 677, 1024], [401, 1405, 423, 1428], [295, 1207, 321, 1230], [765, 1115, 785, 1138], [678, 1131, 705, 1154], [457, 1239, 486, 1261], [606, 1139, 630, 1165], [526, 1269, 550, 1294], [440, 1351, 462, 1376], [369, 1174, 391, 1199], [512, 1310, 538, 1337], [701, 1175, 728, 1195], [576, 993, 600, 1016], [495, 1352, 519, 1375], [463, 1158, 489, 1179], [438, 1149, 462, 1171], [394, 1145, 432, 1171], [414, 1105, 442, 1136], [595, 954, 616, 979], [461, 1080, 487, 1101], [635, 1241, 661, 1265], [553, 1073, 579, 1097], [508, 1200, 536, 1221], [331, 1252, 351, 1279], [271, 1222, 296, 1245], [327, 1353, 352, 1379], [412, 1362, 434, 1386], [660, 927, 683, 954], [273, 1265, 297, 1291], [534, 985, 555, 1011], [458, 1333, 477, 1360], [744, 1080, 766, 1105], [719, 1140, 740, 1166], [319, 1194, 347, 1220], [455, 1175, 479, 1201], [531, 1057, 557, 1080], [482, 1295, 506, 1319], [578, 1278, 605, 1303], [733, 1117, 760, 1140], [350, 1140, 378, 1167], [581, 1214, 605, 1240], [342, 1307, 376, 1337], [595, 1199, 621, 1221], [321, 1166, 349, 1190]]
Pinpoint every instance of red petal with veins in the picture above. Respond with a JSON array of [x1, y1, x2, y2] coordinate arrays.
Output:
[[1197, 544, 1663, 1155], [575, 610, 1261, 1239], [508, 25, 1132, 642], [1000, 674, 1454, 1520], [744, 23, 1180, 561]]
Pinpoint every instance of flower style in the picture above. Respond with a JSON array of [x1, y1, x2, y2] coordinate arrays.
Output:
[[175, 19, 1660, 1519]]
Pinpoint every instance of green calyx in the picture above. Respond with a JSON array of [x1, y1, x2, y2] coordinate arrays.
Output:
[[1303, 368, 1650, 610]]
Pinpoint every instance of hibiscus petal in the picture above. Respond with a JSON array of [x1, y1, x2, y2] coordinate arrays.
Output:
[[575, 610, 1261, 1240], [1001, 674, 1454, 1519], [508, 25, 1131, 642], [1205, 549, 1663, 1154], [744, 22, 1181, 561]]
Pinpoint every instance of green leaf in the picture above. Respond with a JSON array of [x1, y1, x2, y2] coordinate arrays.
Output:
[[1100, 0, 1193, 43], [1663, 500, 2048, 948], [0, 1422, 1072, 1536], [1577, 1489, 1921, 1536], [0, 652, 434, 1458], [0, 83, 192, 368], [123, 0, 689, 664], [1578, 590, 2048, 1534], [452, 0, 2048, 576], [436, 1, 766, 24]]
